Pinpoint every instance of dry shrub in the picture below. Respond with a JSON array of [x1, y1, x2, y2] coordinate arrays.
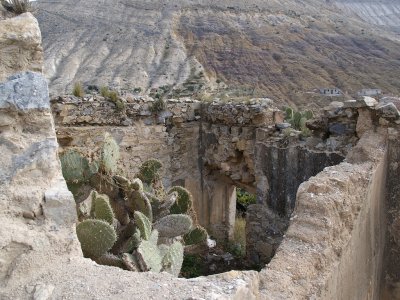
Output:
[[233, 216, 246, 256], [1, 0, 35, 15]]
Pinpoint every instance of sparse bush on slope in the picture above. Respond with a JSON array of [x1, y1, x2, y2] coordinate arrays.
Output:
[[1, 0, 34, 15]]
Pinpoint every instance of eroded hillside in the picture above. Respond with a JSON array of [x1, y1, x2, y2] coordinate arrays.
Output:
[[37, 0, 400, 106]]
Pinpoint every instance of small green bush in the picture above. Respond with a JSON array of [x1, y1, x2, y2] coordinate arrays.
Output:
[[236, 188, 256, 208], [150, 98, 166, 114], [72, 82, 84, 98], [1, 0, 34, 14], [180, 254, 205, 278], [100, 86, 110, 98], [107, 90, 125, 111], [108, 91, 118, 102]]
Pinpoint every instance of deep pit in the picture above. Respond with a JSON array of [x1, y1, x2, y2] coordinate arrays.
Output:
[[51, 92, 351, 277]]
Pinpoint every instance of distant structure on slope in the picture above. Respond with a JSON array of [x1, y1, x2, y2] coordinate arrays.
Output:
[[319, 87, 342, 96], [357, 89, 382, 97]]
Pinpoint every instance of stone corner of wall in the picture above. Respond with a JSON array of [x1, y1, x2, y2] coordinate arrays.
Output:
[[259, 130, 388, 299]]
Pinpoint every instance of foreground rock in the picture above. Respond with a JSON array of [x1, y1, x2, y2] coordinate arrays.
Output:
[[0, 13, 42, 81]]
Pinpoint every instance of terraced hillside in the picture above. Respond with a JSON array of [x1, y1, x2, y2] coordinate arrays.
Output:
[[37, 0, 400, 107]]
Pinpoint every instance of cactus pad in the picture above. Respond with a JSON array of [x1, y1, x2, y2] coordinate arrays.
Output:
[[113, 175, 131, 190], [134, 211, 152, 240], [136, 239, 162, 272], [128, 190, 153, 221], [121, 229, 141, 253], [60, 150, 90, 182], [93, 191, 115, 225], [183, 225, 208, 245], [168, 186, 193, 214], [131, 178, 144, 191], [76, 219, 117, 258], [138, 159, 163, 184], [95, 253, 124, 268], [154, 214, 192, 238], [161, 241, 184, 277], [100, 133, 120, 174], [122, 253, 140, 271]]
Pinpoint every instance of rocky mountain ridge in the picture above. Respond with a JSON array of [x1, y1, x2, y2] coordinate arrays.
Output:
[[36, 0, 400, 107]]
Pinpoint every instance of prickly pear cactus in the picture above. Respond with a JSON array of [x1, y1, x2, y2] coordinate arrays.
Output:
[[292, 111, 302, 129], [154, 214, 192, 238], [120, 229, 142, 253], [128, 190, 152, 221], [113, 175, 131, 190], [147, 191, 177, 221], [136, 236, 162, 272], [161, 241, 184, 276], [138, 159, 163, 185], [134, 211, 152, 240], [76, 219, 117, 258], [101, 133, 120, 174], [131, 178, 144, 191], [95, 253, 124, 268], [285, 107, 294, 120], [183, 225, 208, 245], [60, 150, 90, 182], [168, 186, 193, 214], [92, 191, 114, 225], [158, 244, 170, 258], [122, 253, 140, 271], [299, 117, 308, 131], [303, 110, 313, 120]]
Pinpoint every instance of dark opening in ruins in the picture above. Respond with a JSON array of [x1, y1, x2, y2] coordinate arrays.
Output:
[[180, 187, 258, 278]]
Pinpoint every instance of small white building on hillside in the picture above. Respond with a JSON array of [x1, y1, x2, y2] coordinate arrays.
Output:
[[319, 88, 342, 96], [357, 89, 382, 97]]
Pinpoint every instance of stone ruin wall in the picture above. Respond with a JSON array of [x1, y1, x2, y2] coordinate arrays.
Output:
[[260, 130, 389, 299], [2, 12, 400, 300]]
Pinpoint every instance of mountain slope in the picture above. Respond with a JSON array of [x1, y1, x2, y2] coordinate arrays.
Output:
[[37, 0, 400, 106]]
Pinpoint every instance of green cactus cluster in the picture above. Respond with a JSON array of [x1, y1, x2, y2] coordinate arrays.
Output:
[[60, 132, 121, 202], [67, 151, 209, 277], [168, 186, 193, 214], [76, 219, 117, 258], [284, 107, 314, 134], [183, 225, 208, 245]]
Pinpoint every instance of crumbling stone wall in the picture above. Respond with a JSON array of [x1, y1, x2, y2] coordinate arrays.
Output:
[[259, 130, 388, 299], [383, 127, 400, 298]]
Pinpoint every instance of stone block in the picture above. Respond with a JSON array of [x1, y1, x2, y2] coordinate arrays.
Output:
[[376, 102, 400, 119], [0, 72, 49, 112], [44, 181, 77, 226]]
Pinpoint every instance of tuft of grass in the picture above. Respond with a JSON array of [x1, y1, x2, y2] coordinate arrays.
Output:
[[100, 86, 110, 98], [72, 82, 84, 98], [232, 217, 246, 257], [1, 0, 34, 15], [108, 91, 125, 111], [149, 98, 166, 114], [99, 87, 124, 111]]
